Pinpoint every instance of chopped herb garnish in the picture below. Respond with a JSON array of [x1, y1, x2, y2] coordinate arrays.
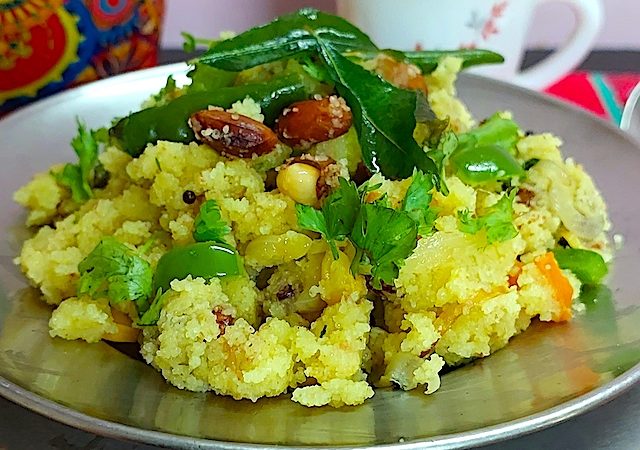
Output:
[[193, 199, 231, 243], [402, 170, 437, 236], [296, 177, 360, 258], [137, 289, 166, 326], [56, 119, 105, 203], [181, 32, 219, 52], [78, 237, 153, 313], [351, 203, 418, 288], [297, 177, 419, 287], [457, 191, 518, 244]]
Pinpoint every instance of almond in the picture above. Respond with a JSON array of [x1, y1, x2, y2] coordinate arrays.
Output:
[[189, 109, 278, 158], [275, 96, 352, 149]]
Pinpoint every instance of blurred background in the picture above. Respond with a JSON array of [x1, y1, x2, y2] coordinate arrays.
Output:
[[161, 0, 639, 50], [158, 0, 639, 124]]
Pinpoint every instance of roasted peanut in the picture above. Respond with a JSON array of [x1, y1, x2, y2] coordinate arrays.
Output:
[[373, 54, 428, 94], [275, 96, 352, 148], [189, 109, 279, 158], [276, 162, 321, 205]]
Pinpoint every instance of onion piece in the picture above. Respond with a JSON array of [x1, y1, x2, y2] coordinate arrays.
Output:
[[534, 160, 605, 241]]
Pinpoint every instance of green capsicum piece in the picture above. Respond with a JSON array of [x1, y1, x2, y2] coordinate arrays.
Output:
[[462, 113, 520, 152], [111, 73, 315, 157], [552, 247, 608, 285], [450, 143, 525, 184], [153, 241, 242, 293]]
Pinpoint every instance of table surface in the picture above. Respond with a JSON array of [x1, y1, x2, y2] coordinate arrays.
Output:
[[2, 49, 639, 450]]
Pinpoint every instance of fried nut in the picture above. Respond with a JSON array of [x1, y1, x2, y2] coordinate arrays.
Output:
[[373, 54, 428, 94], [278, 155, 339, 203], [275, 96, 352, 148], [189, 109, 279, 158]]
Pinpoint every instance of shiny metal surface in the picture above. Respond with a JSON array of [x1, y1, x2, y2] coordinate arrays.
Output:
[[0, 64, 639, 449], [621, 82, 640, 139]]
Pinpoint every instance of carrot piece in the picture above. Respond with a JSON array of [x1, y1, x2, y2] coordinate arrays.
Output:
[[535, 252, 573, 322], [508, 260, 523, 287], [103, 323, 140, 343], [110, 307, 132, 325]]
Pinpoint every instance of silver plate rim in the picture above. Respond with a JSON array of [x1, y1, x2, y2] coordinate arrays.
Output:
[[1, 63, 639, 449]]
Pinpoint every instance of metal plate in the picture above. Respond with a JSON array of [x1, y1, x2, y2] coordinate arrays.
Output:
[[0, 64, 639, 449]]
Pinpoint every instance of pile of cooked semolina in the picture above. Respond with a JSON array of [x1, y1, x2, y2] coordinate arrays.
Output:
[[13, 14, 612, 408]]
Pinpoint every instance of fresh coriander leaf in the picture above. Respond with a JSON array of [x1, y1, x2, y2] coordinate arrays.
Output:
[[426, 131, 458, 195], [181, 32, 220, 52], [319, 43, 437, 179], [193, 199, 231, 243], [137, 289, 166, 326], [321, 177, 360, 242], [351, 203, 418, 288], [78, 237, 153, 313], [92, 127, 110, 144], [151, 75, 178, 104], [457, 191, 518, 244], [182, 32, 197, 52], [198, 8, 377, 71], [56, 119, 102, 203], [402, 170, 437, 236], [56, 164, 87, 202], [296, 178, 360, 258], [296, 204, 328, 235]]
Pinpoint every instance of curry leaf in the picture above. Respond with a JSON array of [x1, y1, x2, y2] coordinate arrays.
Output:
[[348, 49, 504, 74], [198, 8, 376, 71], [197, 8, 437, 180], [319, 43, 437, 179]]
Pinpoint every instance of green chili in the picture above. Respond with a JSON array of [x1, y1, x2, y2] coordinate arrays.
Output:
[[552, 247, 608, 285], [153, 241, 242, 293], [111, 74, 314, 157], [450, 144, 524, 184]]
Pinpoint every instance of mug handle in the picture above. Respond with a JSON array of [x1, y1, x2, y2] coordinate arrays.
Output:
[[511, 0, 603, 90]]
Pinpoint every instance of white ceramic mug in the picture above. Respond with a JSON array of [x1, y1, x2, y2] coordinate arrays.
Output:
[[336, 0, 603, 90]]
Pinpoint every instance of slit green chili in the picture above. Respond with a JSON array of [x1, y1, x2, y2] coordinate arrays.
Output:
[[110, 73, 315, 157]]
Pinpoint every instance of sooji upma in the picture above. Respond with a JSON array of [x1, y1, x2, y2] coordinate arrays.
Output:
[[14, 10, 611, 407]]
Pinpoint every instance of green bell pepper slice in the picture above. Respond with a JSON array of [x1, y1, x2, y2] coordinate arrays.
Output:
[[552, 247, 608, 285], [153, 241, 242, 293], [450, 143, 525, 184]]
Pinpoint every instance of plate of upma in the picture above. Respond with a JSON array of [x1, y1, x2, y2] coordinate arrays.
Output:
[[0, 9, 639, 449]]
